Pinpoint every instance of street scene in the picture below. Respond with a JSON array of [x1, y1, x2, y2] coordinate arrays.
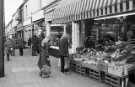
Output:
[[0, 0, 135, 87], [0, 49, 107, 87]]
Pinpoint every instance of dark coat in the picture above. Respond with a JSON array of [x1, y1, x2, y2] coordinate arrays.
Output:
[[17, 38, 24, 48], [38, 40, 50, 69], [32, 36, 39, 50], [59, 36, 69, 57]]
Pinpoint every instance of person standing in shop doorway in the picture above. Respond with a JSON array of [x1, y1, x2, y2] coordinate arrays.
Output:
[[18, 37, 24, 56], [59, 33, 70, 73], [32, 35, 39, 56]]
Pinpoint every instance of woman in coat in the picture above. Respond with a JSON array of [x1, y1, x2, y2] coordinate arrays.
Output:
[[38, 36, 51, 78], [59, 33, 70, 73]]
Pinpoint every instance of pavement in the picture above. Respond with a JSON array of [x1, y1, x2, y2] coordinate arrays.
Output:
[[0, 49, 108, 87]]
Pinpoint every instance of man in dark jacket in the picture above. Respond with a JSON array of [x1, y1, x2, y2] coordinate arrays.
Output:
[[32, 35, 39, 56], [59, 34, 69, 73], [18, 37, 24, 56]]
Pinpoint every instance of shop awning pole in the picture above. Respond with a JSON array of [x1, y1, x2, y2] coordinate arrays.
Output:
[[0, 0, 5, 77]]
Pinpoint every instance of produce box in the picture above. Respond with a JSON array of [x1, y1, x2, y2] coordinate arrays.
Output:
[[83, 61, 99, 71], [97, 61, 108, 72], [104, 72, 127, 87], [107, 64, 126, 77]]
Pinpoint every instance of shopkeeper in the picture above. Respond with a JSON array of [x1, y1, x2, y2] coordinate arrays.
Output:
[[84, 36, 95, 48], [115, 36, 124, 45]]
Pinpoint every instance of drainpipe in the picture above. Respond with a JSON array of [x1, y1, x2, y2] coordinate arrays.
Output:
[[0, 0, 5, 77]]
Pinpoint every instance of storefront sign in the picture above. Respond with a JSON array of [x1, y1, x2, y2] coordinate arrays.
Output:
[[32, 10, 44, 22], [23, 18, 31, 26]]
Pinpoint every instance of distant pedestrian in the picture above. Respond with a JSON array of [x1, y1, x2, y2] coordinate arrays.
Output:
[[18, 37, 24, 56], [32, 35, 39, 56], [28, 37, 32, 48], [59, 33, 70, 73], [5, 38, 13, 61], [10, 38, 16, 56], [38, 32, 45, 54]]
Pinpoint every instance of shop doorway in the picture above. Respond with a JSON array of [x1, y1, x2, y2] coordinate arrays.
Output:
[[125, 15, 135, 85]]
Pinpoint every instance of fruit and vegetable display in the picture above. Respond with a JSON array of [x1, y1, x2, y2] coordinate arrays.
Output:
[[72, 41, 135, 76]]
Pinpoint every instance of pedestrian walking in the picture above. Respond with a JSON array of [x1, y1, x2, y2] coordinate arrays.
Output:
[[5, 38, 13, 61], [10, 38, 16, 56], [28, 37, 32, 48], [32, 35, 39, 56], [59, 33, 70, 73], [18, 37, 24, 56], [38, 36, 51, 78]]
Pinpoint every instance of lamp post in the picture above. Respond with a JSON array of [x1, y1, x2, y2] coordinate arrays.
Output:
[[0, 0, 5, 77]]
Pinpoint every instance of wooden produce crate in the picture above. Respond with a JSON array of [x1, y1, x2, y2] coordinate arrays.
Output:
[[70, 60, 76, 72], [83, 63, 99, 71], [97, 61, 108, 72], [107, 64, 127, 77], [88, 68, 101, 81], [75, 64, 87, 75], [105, 73, 128, 87], [70, 60, 87, 75]]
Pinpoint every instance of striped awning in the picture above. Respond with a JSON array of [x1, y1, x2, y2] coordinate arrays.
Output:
[[52, 0, 134, 24], [45, 11, 54, 21]]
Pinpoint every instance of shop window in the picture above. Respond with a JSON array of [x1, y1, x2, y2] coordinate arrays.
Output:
[[128, 25, 135, 40], [133, 0, 135, 8], [109, 6, 112, 14], [105, 7, 107, 14], [97, 9, 99, 16], [120, 3, 123, 12], [100, 24, 120, 42], [93, 10, 95, 17], [114, 4, 117, 13], [126, 1, 129, 10]]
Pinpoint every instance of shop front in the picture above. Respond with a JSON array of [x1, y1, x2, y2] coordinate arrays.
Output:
[[52, 0, 135, 51], [32, 10, 45, 37], [33, 19, 45, 36], [23, 18, 32, 46], [51, 0, 135, 87]]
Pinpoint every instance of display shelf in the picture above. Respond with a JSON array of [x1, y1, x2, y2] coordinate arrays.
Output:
[[76, 64, 87, 75], [88, 68, 101, 81], [70, 60, 87, 75], [70, 61, 76, 72], [104, 73, 128, 87]]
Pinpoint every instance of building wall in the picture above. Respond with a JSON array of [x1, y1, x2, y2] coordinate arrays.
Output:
[[23, 0, 41, 22], [41, 0, 56, 8]]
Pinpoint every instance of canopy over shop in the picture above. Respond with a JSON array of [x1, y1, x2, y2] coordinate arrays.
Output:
[[52, 0, 135, 23], [51, 0, 135, 46]]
